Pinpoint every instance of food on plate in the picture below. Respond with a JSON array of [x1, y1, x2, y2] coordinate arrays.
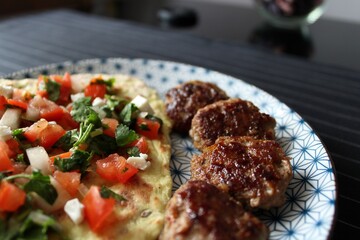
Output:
[[165, 80, 229, 133], [159, 180, 269, 240], [191, 136, 292, 209], [189, 98, 276, 151], [0, 73, 172, 239]]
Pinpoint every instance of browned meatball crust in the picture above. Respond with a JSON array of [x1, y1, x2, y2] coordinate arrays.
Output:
[[165, 80, 229, 133], [190, 98, 276, 151], [159, 180, 269, 240], [191, 136, 292, 209]]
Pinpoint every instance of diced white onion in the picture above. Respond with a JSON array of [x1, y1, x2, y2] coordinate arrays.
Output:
[[92, 97, 106, 107], [91, 106, 106, 119], [64, 198, 85, 224], [70, 92, 85, 102], [0, 126, 13, 141], [0, 85, 13, 98], [130, 95, 154, 114], [139, 112, 149, 118], [33, 177, 72, 213], [23, 105, 40, 121], [26, 146, 51, 175], [126, 153, 150, 170], [0, 108, 22, 129], [71, 75, 91, 93]]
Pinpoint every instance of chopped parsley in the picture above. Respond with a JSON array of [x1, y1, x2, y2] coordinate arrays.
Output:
[[100, 186, 127, 202], [53, 150, 92, 173], [4, 171, 58, 205], [126, 147, 140, 157], [115, 124, 138, 147], [71, 97, 101, 127], [0, 209, 61, 240], [119, 103, 138, 126], [39, 76, 61, 102]]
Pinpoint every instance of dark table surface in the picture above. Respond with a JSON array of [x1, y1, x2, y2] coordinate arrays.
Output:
[[0, 6, 359, 240]]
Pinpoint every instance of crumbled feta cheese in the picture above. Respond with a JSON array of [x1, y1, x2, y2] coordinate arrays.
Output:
[[92, 97, 106, 107], [64, 198, 84, 224], [127, 153, 151, 170], [70, 93, 85, 102], [0, 126, 12, 141], [0, 85, 13, 98], [130, 95, 154, 114]]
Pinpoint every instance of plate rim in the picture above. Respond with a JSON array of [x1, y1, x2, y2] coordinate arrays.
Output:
[[1, 57, 338, 240]]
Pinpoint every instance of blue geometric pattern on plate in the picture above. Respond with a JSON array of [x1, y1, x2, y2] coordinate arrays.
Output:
[[6, 58, 336, 240]]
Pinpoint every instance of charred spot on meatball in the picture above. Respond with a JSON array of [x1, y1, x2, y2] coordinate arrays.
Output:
[[165, 80, 229, 133], [191, 136, 292, 209], [159, 180, 269, 240], [190, 98, 276, 151]]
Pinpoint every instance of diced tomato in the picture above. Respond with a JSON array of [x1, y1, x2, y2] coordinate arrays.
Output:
[[49, 151, 72, 172], [41, 106, 64, 121], [135, 117, 160, 140], [51, 74, 72, 105], [83, 186, 115, 232], [53, 170, 81, 197], [57, 85, 71, 106], [12, 88, 32, 101], [37, 74, 71, 106], [101, 118, 119, 138], [0, 96, 7, 110], [128, 137, 149, 154], [0, 141, 14, 172], [36, 89, 48, 98], [7, 99, 28, 110], [28, 96, 65, 121], [39, 123, 66, 148], [96, 153, 138, 183], [37, 75, 49, 98], [0, 181, 26, 212], [117, 163, 138, 184], [56, 110, 79, 130], [24, 119, 65, 148], [5, 138, 21, 159], [84, 84, 106, 100], [49, 151, 72, 163], [62, 72, 72, 88], [96, 154, 125, 182], [24, 119, 49, 142]]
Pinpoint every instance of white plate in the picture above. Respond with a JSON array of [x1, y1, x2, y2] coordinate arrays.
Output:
[[6, 58, 336, 240]]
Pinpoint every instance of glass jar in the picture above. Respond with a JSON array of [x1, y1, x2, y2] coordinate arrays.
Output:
[[255, 0, 325, 29]]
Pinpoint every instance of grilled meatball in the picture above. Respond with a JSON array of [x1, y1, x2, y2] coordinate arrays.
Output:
[[191, 136, 292, 209], [159, 180, 269, 240], [165, 80, 229, 133], [190, 98, 276, 151]]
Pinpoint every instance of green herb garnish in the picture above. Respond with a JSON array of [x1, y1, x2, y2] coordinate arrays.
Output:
[[100, 186, 127, 202], [44, 77, 61, 102], [54, 150, 92, 173], [115, 124, 138, 147], [119, 103, 138, 126], [5, 171, 58, 205]]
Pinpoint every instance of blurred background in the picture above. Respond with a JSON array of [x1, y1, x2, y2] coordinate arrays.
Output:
[[1, 0, 360, 23], [0, 0, 359, 71]]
